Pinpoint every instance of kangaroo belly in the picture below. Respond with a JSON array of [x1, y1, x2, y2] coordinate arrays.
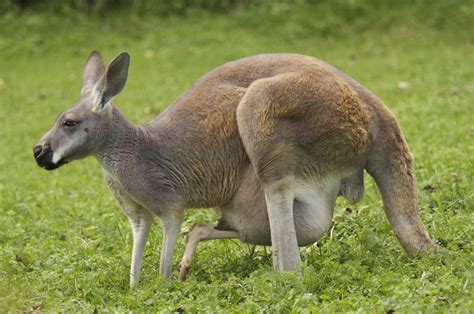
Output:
[[219, 174, 341, 246], [292, 178, 339, 246]]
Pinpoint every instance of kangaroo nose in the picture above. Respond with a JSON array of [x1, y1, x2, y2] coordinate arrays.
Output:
[[33, 143, 49, 160], [33, 144, 43, 159]]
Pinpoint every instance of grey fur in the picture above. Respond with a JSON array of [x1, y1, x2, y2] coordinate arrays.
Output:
[[34, 51, 437, 286]]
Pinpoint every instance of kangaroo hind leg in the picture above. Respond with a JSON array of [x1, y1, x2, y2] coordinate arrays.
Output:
[[263, 178, 301, 270], [237, 75, 306, 271], [178, 223, 239, 281]]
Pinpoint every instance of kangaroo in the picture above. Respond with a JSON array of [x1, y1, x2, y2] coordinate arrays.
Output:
[[34, 51, 437, 286]]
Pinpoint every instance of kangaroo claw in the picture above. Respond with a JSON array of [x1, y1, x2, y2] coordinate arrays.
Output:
[[178, 261, 191, 281]]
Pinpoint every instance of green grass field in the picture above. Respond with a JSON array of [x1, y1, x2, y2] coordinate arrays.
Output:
[[0, 2, 473, 312]]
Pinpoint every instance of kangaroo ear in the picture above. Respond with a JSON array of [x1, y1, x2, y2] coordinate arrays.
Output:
[[92, 52, 130, 112], [81, 51, 105, 97]]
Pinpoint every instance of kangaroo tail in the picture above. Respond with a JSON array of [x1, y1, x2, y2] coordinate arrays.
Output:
[[366, 119, 436, 256]]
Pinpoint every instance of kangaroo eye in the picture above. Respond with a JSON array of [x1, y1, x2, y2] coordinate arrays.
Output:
[[63, 120, 80, 127]]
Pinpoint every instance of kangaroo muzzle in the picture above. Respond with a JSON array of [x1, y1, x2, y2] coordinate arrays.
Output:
[[33, 143, 67, 170]]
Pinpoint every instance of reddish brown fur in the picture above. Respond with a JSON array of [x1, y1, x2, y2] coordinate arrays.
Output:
[[35, 52, 437, 285]]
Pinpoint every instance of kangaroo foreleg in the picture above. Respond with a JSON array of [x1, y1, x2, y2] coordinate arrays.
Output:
[[105, 175, 153, 286]]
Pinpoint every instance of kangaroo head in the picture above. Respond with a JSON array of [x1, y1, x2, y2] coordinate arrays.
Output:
[[33, 51, 130, 170]]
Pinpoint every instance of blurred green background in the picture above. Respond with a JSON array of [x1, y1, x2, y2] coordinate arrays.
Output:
[[0, 0, 473, 312]]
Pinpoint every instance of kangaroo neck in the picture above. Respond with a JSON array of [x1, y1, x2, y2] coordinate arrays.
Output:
[[95, 105, 142, 173]]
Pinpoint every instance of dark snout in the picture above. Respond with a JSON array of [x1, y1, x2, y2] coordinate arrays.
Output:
[[33, 143, 67, 170]]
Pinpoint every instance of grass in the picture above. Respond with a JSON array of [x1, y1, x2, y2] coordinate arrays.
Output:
[[0, 2, 473, 312]]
